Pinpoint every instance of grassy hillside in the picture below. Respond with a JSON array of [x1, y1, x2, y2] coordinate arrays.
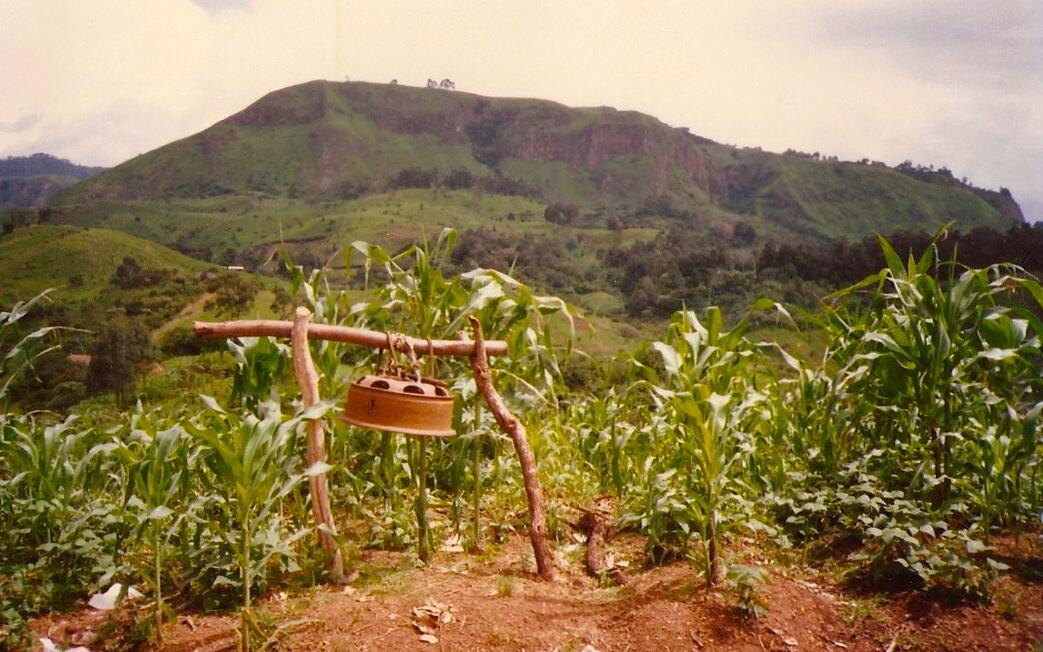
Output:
[[724, 149, 1014, 239], [49, 190, 657, 255], [0, 225, 212, 303], [45, 190, 668, 315], [55, 81, 1021, 243]]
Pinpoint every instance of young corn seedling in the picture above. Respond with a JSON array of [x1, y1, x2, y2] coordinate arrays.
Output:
[[190, 396, 322, 651]]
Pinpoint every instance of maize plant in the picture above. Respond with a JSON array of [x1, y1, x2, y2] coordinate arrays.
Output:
[[188, 397, 321, 651], [634, 307, 763, 585]]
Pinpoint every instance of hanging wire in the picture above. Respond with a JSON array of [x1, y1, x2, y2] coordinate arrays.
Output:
[[381, 331, 423, 381]]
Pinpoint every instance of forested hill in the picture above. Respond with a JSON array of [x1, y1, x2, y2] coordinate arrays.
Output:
[[0, 153, 106, 208], [0, 153, 105, 179], [57, 80, 1021, 242]]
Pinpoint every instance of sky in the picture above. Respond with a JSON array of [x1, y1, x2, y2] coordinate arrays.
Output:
[[2, 0, 1040, 222]]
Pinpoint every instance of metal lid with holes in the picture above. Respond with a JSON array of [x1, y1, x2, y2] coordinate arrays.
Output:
[[340, 374, 456, 437]]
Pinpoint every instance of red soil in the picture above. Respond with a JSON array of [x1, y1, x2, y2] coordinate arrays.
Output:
[[31, 534, 1043, 651]]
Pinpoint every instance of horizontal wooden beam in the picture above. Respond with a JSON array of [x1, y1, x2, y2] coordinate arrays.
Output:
[[192, 319, 509, 357]]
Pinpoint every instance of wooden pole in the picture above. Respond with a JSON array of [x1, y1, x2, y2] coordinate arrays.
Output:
[[471, 400, 483, 552], [415, 436, 431, 562], [194, 320, 508, 357], [465, 317, 555, 581], [291, 308, 346, 582], [194, 316, 532, 579]]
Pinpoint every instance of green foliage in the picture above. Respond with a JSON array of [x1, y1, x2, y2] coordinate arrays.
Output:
[[228, 336, 291, 410], [157, 324, 223, 357], [2, 229, 1042, 647], [0, 414, 127, 647], [557, 232, 1042, 599], [188, 397, 315, 650], [625, 307, 768, 581], [86, 319, 153, 403], [0, 289, 63, 405], [121, 419, 189, 639], [764, 233, 1043, 595], [726, 563, 768, 620], [205, 273, 261, 318]]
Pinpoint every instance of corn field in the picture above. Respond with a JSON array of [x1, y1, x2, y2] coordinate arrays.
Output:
[[2, 230, 1042, 649]]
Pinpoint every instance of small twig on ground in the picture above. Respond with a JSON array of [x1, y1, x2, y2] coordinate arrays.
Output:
[[347, 620, 382, 636], [258, 618, 320, 651], [372, 625, 399, 641]]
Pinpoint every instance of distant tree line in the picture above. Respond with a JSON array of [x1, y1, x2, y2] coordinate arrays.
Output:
[[386, 166, 542, 200], [458, 208, 1043, 322], [636, 194, 702, 221], [0, 153, 105, 179], [757, 223, 1043, 285], [604, 225, 743, 318], [603, 222, 1043, 320], [0, 207, 54, 234]]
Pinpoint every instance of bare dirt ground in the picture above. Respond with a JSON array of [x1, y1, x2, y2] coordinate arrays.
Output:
[[31, 534, 1043, 651]]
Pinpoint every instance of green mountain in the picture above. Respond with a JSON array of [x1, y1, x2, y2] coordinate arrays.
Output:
[[38, 81, 1031, 322], [57, 80, 1021, 241], [0, 154, 106, 208]]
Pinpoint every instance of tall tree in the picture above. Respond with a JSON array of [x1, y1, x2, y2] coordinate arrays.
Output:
[[86, 320, 152, 403], [205, 273, 259, 318]]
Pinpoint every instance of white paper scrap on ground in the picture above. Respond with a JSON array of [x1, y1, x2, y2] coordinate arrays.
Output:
[[39, 637, 91, 652], [87, 583, 144, 610]]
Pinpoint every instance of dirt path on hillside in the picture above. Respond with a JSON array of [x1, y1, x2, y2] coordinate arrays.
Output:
[[152, 292, 215, 338]]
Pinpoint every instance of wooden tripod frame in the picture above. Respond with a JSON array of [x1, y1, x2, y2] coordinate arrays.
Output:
[[193, 308, 555, 581]]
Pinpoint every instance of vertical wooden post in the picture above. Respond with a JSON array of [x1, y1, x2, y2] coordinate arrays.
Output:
[[415, 436, 432, 562], [471, 400, 483, 552], [466, 317, 555, 581], [291, 307, 346, 582]]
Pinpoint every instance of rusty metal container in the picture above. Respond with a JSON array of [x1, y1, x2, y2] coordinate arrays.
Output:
[[340, 374, 455, 437]]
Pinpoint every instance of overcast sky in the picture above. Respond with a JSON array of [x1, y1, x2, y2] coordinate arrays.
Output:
[[2, 0, 1040, 222]]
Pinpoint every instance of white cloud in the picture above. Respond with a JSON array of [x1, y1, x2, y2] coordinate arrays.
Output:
[[1, 0, 1039, 221]]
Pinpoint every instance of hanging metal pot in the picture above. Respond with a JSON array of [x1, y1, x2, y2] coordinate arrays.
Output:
[[340, 332, 455, 437], [341, 374, 455, 437]]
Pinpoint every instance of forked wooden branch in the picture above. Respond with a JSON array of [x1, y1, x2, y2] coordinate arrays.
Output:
[[194, 320, 508, 357], [465, 316, 556, 581], [194, 314, 548, 581], [290, 308, 346, 582]]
